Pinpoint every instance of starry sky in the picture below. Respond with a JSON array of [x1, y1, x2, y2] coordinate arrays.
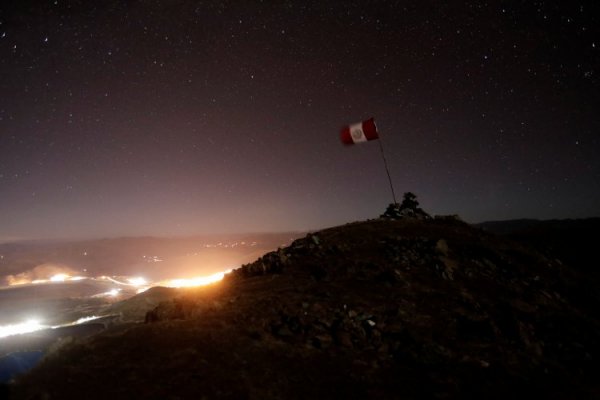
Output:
[[1, 1, 599, 241]]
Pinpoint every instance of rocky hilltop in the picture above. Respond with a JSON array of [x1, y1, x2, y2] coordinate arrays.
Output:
[[9, 212, 600, 399]]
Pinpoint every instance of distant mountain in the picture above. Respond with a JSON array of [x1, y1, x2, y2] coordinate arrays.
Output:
[[476, 218, 544, 234], [9, 218, 600, 399], [477, 217, 600, 236], [477, 218, 600, 278]]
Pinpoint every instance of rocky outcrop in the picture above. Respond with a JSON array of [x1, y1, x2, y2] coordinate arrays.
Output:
[[381, 192, 431, 220]]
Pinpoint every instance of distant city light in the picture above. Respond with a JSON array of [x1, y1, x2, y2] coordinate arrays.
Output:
[[92, 288, 121, 298], [74, 315, 101, 324], [1, 267, 236, 339], [164, 269, 232, 288], [50, 274, 69, 282], [0, 319, 48, 338], [127, 277, 147, 286]]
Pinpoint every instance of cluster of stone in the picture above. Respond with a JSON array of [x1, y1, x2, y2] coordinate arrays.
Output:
[[381, 192, 431, 220]]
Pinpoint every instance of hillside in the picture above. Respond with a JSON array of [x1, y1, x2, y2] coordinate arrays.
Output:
[[8, 217, 600, 399]]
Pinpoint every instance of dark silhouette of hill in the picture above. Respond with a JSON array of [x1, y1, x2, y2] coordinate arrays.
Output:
[[477, 218, 600, 273], [106, 286, 181, 322], [8, 217, 600, 399], [476, 218, 544, 235]]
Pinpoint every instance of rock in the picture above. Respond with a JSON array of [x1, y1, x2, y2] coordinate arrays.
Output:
[[312, 334, 333, 349], [235, 249, 287, 277], [380, 192, 431, 220], [310, 235, 321, 246], [335, 331, 354, 348], [435, 239, 449, 255]]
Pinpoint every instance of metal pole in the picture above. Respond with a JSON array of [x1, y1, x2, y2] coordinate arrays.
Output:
[[377, 136, 397, 205]]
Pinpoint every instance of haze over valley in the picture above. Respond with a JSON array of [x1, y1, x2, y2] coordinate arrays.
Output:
[[0, 233, 300, 340]]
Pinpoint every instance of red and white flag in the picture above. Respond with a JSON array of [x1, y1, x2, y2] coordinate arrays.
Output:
[[340, 118, 379, 145]]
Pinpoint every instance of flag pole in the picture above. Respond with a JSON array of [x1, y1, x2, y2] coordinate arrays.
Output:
[[341, 117, 398, 205], [376, 133, 398, 205]]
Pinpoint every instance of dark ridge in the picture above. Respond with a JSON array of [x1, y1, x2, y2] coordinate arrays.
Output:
[[476, 217, 600, 274], [476, 218, 543, 234]]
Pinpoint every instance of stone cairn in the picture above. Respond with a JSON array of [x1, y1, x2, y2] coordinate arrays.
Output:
[[381, 192, 431, 220]]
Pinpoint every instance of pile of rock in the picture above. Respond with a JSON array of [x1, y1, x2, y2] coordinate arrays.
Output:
[[381, 192, 431, 220]]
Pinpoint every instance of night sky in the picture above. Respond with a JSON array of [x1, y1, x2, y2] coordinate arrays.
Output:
[[1, 1, 599, 241]]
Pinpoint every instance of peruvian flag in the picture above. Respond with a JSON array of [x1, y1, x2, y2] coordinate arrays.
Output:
[[340, 118, 379, 145]]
